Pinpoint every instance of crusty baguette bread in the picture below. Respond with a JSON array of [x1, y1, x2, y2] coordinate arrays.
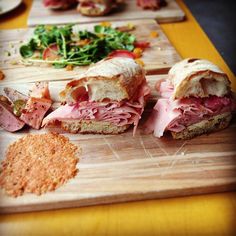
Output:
[[77, 0, 113, 16], [168, 58, 231, 99], [171, 112, 232, 140], [60, 57, 145, 103], [61, 120, 130, 134]]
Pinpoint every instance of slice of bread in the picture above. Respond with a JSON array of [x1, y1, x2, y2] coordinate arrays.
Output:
[[61, 120, 130, 134], [168, 58, 231, 99], [171, 112, 232, 140], [60, 57, 145, 103]]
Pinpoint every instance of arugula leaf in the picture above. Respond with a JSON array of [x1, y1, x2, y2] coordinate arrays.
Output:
[[53, 62, 67, 69], [20, 45, 34, 58], [94, 25, 104, 34], [78, 30, 98, 40], [34, 25, 46, 35]]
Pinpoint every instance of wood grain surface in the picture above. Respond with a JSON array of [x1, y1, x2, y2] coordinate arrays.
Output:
[[0, 75, 236, 213], [0, 19, 181, 85], [28, 0, 185, 26]]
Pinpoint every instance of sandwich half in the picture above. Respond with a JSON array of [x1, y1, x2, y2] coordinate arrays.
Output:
[[145, 58, 236, 139], [77, 0, 117, 16], [43, 57, 150, 134]]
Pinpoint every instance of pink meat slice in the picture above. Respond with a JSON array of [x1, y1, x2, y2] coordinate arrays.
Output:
[[0, 101, 25, 132], [137, 0, 161, 9], [43, 0, 77, 8], [20, 97, 52, 129]]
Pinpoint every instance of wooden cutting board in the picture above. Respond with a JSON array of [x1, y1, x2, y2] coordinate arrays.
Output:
[[0, 75, 236, 214], [28, 0, 185, 26], [0, 19, 181, 85]]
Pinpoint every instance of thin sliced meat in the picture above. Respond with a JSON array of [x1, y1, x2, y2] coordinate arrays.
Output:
[[43, 0, 77, 9], [43, 102, 140, 126], [156, 79, 174, 98], [3, 87, 28, 103], [29, 81, 51, 100], [137, 0, 162, 10], [145, 99, 181, 137], [0, 101, 25, 132], [20, 97, 52, 129]]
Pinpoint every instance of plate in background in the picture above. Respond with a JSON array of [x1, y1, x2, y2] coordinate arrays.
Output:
[[0, 0, 22, 16]]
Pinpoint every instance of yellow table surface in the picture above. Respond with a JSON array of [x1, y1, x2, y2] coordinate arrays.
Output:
[[0, 1, 235, 235]]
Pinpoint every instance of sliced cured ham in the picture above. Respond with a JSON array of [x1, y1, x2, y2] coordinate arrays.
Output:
[[136, 0, 166, 10], [43, 0, 77, 9], [21, 97, 52, 130]]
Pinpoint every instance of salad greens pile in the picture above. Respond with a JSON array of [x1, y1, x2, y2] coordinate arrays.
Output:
[[19, 24, 136, 68]]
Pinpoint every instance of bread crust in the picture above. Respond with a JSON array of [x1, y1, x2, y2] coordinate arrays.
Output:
[[61, 120, 130, 134], [61, 57, 145, 103], [168, 58, 231, 99], [171, 112, 232, 140]]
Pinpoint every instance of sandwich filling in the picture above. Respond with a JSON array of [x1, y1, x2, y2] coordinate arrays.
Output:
[[145, 79, 236, 137], [137, 0, 166, 10], [79, 1, 106, 11], [43, 80, 150, 134], [43, 0, 77, 9]]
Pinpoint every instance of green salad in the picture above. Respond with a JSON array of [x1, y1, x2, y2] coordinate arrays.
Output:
[[19, 24, 137, 68]]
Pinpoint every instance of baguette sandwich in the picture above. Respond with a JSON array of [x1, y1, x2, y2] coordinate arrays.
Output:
[[43, 57, 150, 134], [145, 58, 236, 139], [77, 0, 119, 16]]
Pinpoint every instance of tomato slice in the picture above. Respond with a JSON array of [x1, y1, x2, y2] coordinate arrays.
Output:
[[42, 43, 60, 61], [134, 41, 150, 49], [108, 50, 136, 59]]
